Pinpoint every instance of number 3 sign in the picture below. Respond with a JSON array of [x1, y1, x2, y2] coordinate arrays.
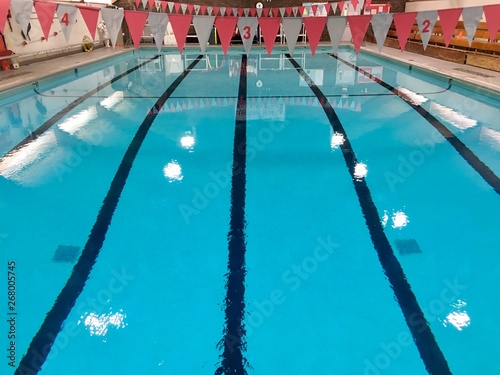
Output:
[[237, 17, 258, 54]]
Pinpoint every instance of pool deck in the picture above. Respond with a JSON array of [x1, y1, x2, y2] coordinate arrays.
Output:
[[0, 42, 499, 94]]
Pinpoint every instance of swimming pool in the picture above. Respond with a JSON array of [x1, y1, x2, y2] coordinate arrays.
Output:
[[0, 46, 499, 375]]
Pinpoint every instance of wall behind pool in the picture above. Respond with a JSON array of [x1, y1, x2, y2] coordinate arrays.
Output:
[[4, 5, 108, 56]]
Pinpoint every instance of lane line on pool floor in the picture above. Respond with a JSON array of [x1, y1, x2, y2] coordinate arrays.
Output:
[[285, 53, 453, 375], [14, 55, 204, 375], [216, 54, 249, 375], [0, 55, 160, 162], [329, 53, 500, 196]]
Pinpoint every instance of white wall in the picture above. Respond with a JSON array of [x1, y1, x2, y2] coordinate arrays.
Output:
[[4, 5, 107, 56]]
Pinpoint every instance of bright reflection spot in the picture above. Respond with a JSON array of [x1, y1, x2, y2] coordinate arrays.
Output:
[[392, 211, 409, 229], [180, 133, 195, 149], [398, 87, 428, 105], [354, 162, 368, 179], [444, 300, 470, 331], [79, 310, 127, 336], [163, 161, 183, 182], [330, 132, 345, 150], [381, 210, 389, 227], [479, 127, 500, 151], [100, 91, 124, 109], [58, 106, 97, 135], [0, 131, 57, 180], [430, 102, 477, 131]]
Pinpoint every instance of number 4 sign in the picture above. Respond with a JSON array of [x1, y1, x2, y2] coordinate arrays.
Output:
[[237, 17, 258, 55], [56, 4, 79, 43], [416, 10, 438, 50]]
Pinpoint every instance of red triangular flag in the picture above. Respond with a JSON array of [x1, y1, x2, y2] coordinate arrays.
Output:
[[348, 15, 372, 53], [161, 2, 167, 12], [484, 4, 500, 42], [393, 12, 417, 51], [338, 1, 345, 13], [174, 2, 180, 13], [298, 6, 305, 16], [263, 8, 270, 17], [34, 1, 57, 40], [438, 8, 462, 47], [215, 16, 238, 55], [0, 0, 10, 33], [238, 7, 244, 16], [135, 0, 140, 8], [303, 17, 327, 55], [311, 5, 318, 15], [77, 6, 100, 40], [226, 7, 232, 16], [169, 14, 193, 53], [285, 7, 292, 17], [124, 10, 147, 49], [250, 8, 256, 17], [148, 0, 154, 9], [352, 0, 359, 10], [200, 5, 206, 15], [187, 4, 194, 14], [213, 6, 219, 16], [324, 3, 331, 15], [258, 17, 281, 56]]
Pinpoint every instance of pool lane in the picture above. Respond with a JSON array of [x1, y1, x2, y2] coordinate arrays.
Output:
[[35, 53, 242, 375], [329, 53, 500, 196], [315, 50, 500, 374], [242, 54, 427, 374], [16, 55, 203, 375], [285, 54, 451, 375]]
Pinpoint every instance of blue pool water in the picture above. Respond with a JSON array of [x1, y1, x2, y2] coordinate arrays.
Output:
[[0, 46, 499, 375]]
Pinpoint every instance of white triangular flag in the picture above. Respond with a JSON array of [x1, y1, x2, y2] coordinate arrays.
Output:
[[168, 2, 174, 13], [193, 5, 200, 15], [462, 6, 483, 46], [56, 4, 78, 43], [148, 12, 169, 52], [193, 15, 215, 53], [11, 0, 32, 37], [292, 6, 298, 17], [207, 6, 213, 16], [100, 8, 124, 48], [141, 0, 147, 9], [180, 3, 188, 14], [416, 10, 438, 50], [282, 17, 303, 54], [327, 17, 347, 54], [279, 7, 286, 17], [256, 7, 263, 17], [237, 17, 258, 55], [244, 8, 249, 16], [371, 13, 393, 52]]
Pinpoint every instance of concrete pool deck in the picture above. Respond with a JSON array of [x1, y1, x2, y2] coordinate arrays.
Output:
[[0, 42, 499, 94]]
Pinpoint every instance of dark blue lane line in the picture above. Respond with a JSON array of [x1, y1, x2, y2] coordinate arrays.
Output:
[[0, 55, 160, 161], [15, 55, 203, 375], [285, 54, 452, 375], [215, 55, 249, 375], [330, 53, 500, 196]]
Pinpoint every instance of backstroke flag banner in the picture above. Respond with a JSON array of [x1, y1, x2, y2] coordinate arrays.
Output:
[[148, 12, 169, 52], [56, 4, 79, 43], [101, 8, 124, 48], [4, 1, 500, 56]]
